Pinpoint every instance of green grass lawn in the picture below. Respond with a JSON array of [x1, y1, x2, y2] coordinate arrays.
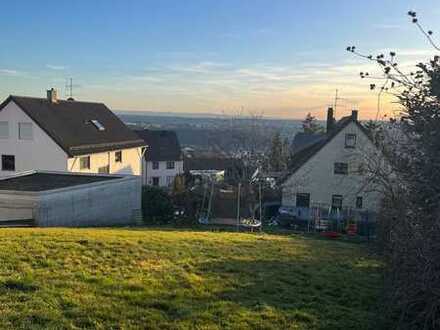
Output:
[[0, 228, 382, 329]]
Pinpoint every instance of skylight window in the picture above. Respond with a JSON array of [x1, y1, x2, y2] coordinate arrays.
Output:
[[90, 120, 105, 131]]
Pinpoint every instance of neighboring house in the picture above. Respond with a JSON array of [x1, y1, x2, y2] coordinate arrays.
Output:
[[184, 157, 244, 182], [281, 108, 382, 213], [135, 129, 183, 187], [290, 132, 326, 154], [0, 90, 146, 177]]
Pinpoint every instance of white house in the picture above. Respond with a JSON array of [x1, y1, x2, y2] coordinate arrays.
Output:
[[0, 90, 146, 177], [136, 129, 183, 187], [281, 109, 382, 213]]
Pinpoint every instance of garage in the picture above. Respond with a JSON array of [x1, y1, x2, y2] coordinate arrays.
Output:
[[0, 171, 142, 227]]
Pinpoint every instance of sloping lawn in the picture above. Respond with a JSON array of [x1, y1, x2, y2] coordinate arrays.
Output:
[[0, 228, 382, 329]]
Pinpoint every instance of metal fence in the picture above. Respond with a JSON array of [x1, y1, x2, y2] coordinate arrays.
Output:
[[278, 204, 377, 238]]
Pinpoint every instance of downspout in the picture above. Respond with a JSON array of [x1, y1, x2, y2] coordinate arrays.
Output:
[[140, 146, 148, 185], [108, 151, 111, 173]]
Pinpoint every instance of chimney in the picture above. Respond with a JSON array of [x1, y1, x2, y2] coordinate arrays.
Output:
[[351, 110, 358, 121], [47, 88, 58, 103], [326, 107, 335, 133]]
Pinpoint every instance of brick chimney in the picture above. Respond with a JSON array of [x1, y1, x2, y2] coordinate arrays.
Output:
[[47, 88, 58, 103], [326, 107, 335, 133], [351, 109, 358, 121]]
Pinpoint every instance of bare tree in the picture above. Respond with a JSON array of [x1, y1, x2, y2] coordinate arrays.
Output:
[[348, 11, 440, 329]]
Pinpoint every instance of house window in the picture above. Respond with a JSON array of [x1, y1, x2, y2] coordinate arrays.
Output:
[[152, 161, 159, 170], [166, 176, 174, 186], [357, 163, 365, 175], [166, 161, 175, 169], [98, 165, 109, 174], [356, 196, 363, 209], [152, 177, 160, 186], [334, 162, 348, 175], [79, 156, 91, 170], [0, 122, 9, 139], [115, 151, 122, 163], [296, 193, 310, 208], [331, 195, 343, 211], [1, 155, 15, 171], [18, 122, 33, 140], [345, 134, 356, 148]]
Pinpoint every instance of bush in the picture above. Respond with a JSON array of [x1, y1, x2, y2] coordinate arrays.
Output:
[[142, 186, 174, 224]]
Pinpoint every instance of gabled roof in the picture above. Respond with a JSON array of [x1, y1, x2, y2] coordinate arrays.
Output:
[[184, 157, 243, 172], [291, 132, 326, 154], [135, 129, 182, 162], [0, 95, 146, 156], [281, 115, 372, 184]]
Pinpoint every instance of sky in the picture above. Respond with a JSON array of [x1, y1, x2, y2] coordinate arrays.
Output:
[[1, 0, 440, 119]]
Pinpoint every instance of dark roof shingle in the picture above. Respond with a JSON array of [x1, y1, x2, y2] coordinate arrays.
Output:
[[184, 157, 243, 172], [0, 95, 146, 156], [135, 129, 182, 161], [291, 132, 326, 154]]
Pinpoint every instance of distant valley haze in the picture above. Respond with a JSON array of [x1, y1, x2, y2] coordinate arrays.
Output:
[[1, 0, 439, 120]]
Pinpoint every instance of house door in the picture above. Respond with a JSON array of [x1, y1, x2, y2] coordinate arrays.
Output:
[[331, 195, 343, 211]]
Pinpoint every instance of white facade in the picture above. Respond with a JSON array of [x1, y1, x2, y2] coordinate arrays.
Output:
[[143, 159, 184, 187], [0, 100, 143, 177], [67, 147, 143, 176], [282, 121, 382, 212]]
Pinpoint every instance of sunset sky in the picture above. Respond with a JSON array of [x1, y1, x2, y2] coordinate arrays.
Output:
[[1, 0, 439, 119]]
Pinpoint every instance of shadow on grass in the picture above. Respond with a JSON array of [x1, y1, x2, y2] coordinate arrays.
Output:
[[99, 254, 384, 329], [191, 257, 383, 329]]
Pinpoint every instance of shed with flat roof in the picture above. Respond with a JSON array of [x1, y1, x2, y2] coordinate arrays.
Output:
[[0, 171, 142, 227]]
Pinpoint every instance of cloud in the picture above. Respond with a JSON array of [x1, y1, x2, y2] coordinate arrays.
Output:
[[0, 69, 22, 76], [46, 64, 66, 70], [88, 53, 434, 118], [128, 75, 163, 83], [373, 23, 406, 30]]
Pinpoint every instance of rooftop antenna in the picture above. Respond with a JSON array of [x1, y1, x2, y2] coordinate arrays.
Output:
[[333, 89, 359, 115], [334, 89, 341, 112], [65, 78, 80, 100]]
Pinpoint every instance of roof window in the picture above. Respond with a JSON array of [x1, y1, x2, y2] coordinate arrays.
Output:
[[90, 120, 105, 131]]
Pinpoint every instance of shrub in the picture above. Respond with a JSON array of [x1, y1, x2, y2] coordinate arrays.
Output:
[[142, 186, 174, 224]]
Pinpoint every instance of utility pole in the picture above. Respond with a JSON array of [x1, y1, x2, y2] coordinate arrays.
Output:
[[259, 180, 262, 232], [236, 182, 241, 231]]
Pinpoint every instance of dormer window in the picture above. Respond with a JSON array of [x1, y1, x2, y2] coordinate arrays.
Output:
[[90, 120, 105, 131], [345, 133, 356, 148]]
